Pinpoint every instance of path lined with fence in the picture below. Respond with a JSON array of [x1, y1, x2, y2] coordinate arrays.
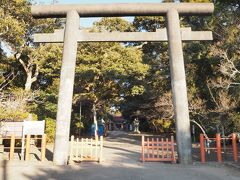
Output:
[[0, 131, 240, 180]]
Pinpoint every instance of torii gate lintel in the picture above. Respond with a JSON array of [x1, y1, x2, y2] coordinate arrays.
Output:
[[34, 27, 212, 43]]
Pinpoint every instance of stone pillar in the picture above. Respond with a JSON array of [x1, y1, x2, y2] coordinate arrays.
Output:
[[166, 9, 192, 164], [53, 10, 79, 165]]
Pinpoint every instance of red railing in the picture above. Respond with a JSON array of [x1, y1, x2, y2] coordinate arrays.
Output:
[[141, 135, 176, 163], [200, 133, 238, 163]]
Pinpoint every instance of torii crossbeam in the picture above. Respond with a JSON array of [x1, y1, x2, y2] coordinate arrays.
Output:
[[34, 27, 212, 42], [31, 3, 214, 165]]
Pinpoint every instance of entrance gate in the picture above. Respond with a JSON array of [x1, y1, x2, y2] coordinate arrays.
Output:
[[141, 135, 176, 163], [31, 2, 214, 165]]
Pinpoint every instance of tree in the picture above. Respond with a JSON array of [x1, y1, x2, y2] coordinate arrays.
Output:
[[73, 18, 149, 129], [0, 0, 62, 91]]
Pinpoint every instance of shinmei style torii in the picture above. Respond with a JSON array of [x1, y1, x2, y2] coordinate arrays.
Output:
[[31, 3, 214, 165]]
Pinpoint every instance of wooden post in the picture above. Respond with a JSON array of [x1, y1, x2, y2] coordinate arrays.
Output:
[[147, 138, 150, 159], [166, 138, 169, 158], [81, 138, 83, 161], [232, 133, 238, 162], [76, 138, 79, 161], [25, 134, 31, 161], [161, 138, 164, 159], [171, 136, 176, 163], [41, 134, 47, 162], [141, 135, 145, 162], [68, 135, 74, 164], [216, 134, 222, 162], [156, 138, 159, 159], [151, 138, 154, 158], [90, 138, 93, 159], [99, 136, 103, 163], [86, 138, 88, 159], [200, 134, 205, 163], [9, 134, 15, 160]]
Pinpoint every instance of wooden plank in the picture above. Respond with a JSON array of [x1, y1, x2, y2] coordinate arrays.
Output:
[[69, 135, 74, 164], [99, 136, 103, 162], [216, 134, 222, 162], [200, 134, 205, 163], [151, 138, 154, 158], [232, 133, 238, 162], [147, 138, 149, 159], [9, 134, 15, 160], [41, 134, 46, 161], [161, 138, 164, 158], [25, 134, 31, 161], [166, 138, 169, 158], [76, 138, 79, 161], [90, 138, 93, 158], [141, 135, 145, 162], [171, 136, 175, 163], [80, 138, 83, 161]]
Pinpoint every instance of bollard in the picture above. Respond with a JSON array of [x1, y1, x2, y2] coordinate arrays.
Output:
[[216, 134, 222, 162], [41, 134, 47, 161], [200, 134, 205, 163], [9, 134, 15, 160], [232, 133, 238, 162]]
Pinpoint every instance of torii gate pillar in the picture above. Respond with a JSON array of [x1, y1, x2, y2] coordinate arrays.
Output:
[[53, 10, 79, 165], [167, 9, 192, 164]]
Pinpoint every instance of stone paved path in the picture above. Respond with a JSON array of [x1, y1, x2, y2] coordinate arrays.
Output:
[[0, 131, 240, 180]]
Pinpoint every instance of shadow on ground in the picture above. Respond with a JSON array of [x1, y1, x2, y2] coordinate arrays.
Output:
[[1, 131, 240, 180], [3, 160, 239, 180]]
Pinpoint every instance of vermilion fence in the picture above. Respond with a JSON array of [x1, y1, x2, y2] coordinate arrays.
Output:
[[200, 133, 238, 163], [141, 135, 176, 163]]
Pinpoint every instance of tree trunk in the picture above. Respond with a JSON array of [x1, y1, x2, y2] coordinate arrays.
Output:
[[25, 71, 33, 91], [79, 102, 82, 137], [93, 103, 98, 139]]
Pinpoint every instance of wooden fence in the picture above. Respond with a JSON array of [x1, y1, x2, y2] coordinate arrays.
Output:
[[69, 136, 103, 164], [0, 134, 46, 161], [200, 133, 238, 163], [141, 135, 176, 163]]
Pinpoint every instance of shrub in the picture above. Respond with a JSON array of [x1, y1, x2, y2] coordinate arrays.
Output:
[[45, 117, 56, 143]]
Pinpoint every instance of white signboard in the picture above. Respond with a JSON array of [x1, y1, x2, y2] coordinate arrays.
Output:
[[23, 120, 45, 136], [0, 121, 23, 137]]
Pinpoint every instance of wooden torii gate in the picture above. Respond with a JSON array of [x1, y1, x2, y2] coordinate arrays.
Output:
[[31, 3, 214, 165]]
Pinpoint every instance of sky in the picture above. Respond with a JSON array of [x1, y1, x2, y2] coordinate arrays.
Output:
[[37, 0, 163, 4], [2, 0, 163, 55], [35, 0, 163, 27]]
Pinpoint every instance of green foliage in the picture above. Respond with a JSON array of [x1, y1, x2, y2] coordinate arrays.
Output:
[[45, 118, 56, 143], [93, 17, 134, 32], [151, 119, 174, 133], [0, 89, 36, 121], [0, 108, 29, 121]]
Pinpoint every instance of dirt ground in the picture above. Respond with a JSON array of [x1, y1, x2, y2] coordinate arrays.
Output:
[[0, 131, 240, 180]]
